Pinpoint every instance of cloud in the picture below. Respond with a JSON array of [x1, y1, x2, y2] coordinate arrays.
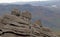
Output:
[[51, 0, 60, 1], [0, 0, 49, 3], [51, 5, 57, 8]]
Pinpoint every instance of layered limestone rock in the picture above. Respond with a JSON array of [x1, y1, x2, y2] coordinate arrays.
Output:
[[31, 20, 42, 37], [31, 20, 58, 37], [0, 9, 58, 37]]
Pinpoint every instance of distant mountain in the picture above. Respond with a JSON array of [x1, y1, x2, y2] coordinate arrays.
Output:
[[0, 3, 60, 33], [1, 1, 60, 7], [11, 1, 60, 7]]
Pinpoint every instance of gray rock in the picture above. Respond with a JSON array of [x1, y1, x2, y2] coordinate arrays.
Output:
[[0, 9, 58, 37], [11, 8, 21, 16], [22, 10, 32, 20]]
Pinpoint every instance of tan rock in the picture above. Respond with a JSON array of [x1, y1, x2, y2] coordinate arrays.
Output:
[[0, 9, 58, 37], [2, 33, 17, 37], [22, 10, 32, 20], [2, 14, 29, 25], [11, 8, 20, 16], [0, 16, 3, 23], [34, 20, 42, 27], [42, 27, 52, 32]]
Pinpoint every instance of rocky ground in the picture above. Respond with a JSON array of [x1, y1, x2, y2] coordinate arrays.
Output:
[[0, 9, 59, 37]]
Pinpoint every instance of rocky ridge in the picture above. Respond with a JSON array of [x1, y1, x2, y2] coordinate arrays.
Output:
[[0, 9, 58, 37]]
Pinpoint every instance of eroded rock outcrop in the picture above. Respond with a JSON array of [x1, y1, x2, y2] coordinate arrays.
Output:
[[0, 9, 58, 37]]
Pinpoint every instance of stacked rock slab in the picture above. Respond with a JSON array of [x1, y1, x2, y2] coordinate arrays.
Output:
[[0, 9, 31, 37], [31, 20, 42, 37], [31, 20, 58, 37], [0, 9, 58, 37]]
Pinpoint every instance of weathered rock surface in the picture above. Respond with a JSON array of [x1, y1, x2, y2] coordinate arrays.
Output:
[[0, 9, 58, 37]]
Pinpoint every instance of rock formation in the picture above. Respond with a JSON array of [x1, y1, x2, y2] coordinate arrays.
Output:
[[0, 9, 58, 37]]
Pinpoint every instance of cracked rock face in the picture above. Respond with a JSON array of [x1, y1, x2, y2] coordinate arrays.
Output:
[[0, 9, 58, 37]]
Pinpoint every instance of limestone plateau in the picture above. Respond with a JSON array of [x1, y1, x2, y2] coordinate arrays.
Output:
[[0, 9, 58, 37]]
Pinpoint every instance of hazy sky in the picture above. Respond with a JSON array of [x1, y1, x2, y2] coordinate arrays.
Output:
[[0, 0, 49, 3]]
